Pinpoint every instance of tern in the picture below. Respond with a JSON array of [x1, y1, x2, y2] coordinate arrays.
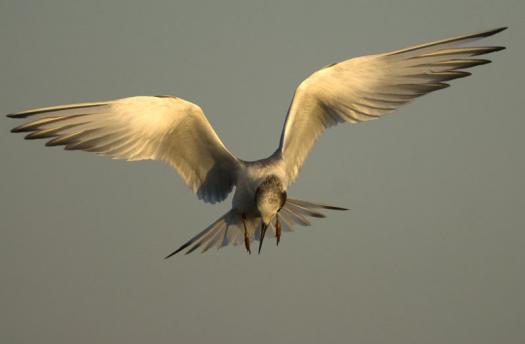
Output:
[[8, 27, 506, 256]]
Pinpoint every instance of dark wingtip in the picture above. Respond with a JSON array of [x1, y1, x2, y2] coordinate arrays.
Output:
[[164, 246, 185, 259], [480, 27, 508, 38], [477, 59, 492, 66], [45, 140, 60, 147], [322, 205, 349, 211], [433, 83, 450, 91], [7, 113, 18, 118], [164, 252, 176, 259], [490, 46, 506, 53]]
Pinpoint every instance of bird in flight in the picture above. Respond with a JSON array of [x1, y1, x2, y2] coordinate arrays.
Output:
[[8, 27, 506, 256]]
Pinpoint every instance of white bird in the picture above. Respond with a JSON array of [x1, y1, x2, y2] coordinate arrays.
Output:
[[8, 27, 507, 256]]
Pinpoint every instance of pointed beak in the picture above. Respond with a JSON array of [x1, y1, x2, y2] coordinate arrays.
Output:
[[258, 222, 268, 254]]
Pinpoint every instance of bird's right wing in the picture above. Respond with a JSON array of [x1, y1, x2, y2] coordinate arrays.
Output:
[[9, 95, 240, 203], [277, 27, 507, 183]]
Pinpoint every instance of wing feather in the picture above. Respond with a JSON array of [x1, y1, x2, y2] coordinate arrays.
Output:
[[277, 27, 507, 182], [9, 96, 240, 203]]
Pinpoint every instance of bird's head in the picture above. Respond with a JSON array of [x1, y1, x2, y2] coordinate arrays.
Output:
[[255, 175, 287, 226]]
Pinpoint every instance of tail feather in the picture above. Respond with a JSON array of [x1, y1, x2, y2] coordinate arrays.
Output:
[[165, 198, 348, 256], [284, 202, 327, 218], [277, 198, 347, 228], [280, 206, 311, 226], [164, 211, 238, 257], [286, 198, 348, 211], [277, 212, 295, 232]]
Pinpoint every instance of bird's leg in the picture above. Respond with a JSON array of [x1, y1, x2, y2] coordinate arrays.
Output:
[[275, 215, 281, 246], [242, 214, 251, 255]]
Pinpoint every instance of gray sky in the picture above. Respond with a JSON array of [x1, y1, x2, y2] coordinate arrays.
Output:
[[1, 1, 523, 343]]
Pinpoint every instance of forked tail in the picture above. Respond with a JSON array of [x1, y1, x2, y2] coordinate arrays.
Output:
[[164, 198, 347, 257]]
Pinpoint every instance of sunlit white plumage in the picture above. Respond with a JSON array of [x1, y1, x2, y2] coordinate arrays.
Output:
[[8, 27, 507, 255]]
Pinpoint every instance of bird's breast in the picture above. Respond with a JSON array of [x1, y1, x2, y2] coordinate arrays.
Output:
[[232, 159, 288, 214]]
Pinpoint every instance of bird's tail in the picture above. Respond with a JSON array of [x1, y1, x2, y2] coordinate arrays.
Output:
[[164, 198, 348, 256], [164, 210, 241, 257], [277, 198, 348, 232]]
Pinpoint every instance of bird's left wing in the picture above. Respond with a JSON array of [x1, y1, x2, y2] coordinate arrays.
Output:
[[277, 27, 507, 182], [8, 95, 240, 203]]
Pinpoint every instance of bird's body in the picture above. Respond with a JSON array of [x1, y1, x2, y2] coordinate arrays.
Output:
[[233, 160, 286, 216], [8, 27, 507, 255]]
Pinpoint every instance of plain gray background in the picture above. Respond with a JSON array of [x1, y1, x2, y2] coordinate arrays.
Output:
[[1, 1, 523, 343]]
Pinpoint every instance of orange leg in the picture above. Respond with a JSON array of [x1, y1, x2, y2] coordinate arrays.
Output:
[[276, 215, 281, 246], [242, 214, 251, 254]]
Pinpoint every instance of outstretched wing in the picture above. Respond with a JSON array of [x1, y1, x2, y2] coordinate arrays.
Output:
[[277, 27, 507, 182], [8, 95, 240, 203]]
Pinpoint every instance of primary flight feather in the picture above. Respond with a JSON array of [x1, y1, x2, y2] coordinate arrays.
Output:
[[8, 27, 507, 256]]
